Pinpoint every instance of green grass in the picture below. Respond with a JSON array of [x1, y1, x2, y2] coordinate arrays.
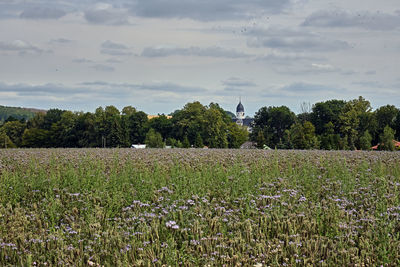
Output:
[[0, 148, 399, 266]]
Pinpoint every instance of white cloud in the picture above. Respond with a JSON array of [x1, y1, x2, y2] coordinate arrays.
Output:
[[302, 9, 400, 31], [141, 46, 250, 58], [246, 27, 350, 52], [49, 38, 73, 44], [90, 64, 115, 72], [222, 77, 256, 87], [80, 81, 207, 93], [20, 7, 66, 20], [0, 40, 51, 55], [100, 40, 132, 56], [84, 4, 130, 25], [131, 0, 292, 21]]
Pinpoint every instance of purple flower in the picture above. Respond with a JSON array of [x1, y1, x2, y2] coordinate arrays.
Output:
[[166, 220, 179, 229]]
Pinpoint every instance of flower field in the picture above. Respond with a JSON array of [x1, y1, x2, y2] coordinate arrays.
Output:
[[0, 149, 400, 266]]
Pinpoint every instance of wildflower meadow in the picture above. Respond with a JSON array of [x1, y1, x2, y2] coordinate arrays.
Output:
[[0, 149, 399, 266]]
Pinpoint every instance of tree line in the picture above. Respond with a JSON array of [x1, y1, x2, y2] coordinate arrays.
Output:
[[0, 96, 399, 150], [0, 102, 248, 149], [0, 105, 37, 122], [251, 97, 400, 151]]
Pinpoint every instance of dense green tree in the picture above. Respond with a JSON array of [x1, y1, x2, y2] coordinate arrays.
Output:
[[194, 132, 204, 148], [50, 111, 79, 147], [319, 122, 336, 150], [208, 102, 233, 124], [339, 97, 372, 150], [1, 120, 26, 147], [251, 106, 296, 148], [182, 135, 190, 148], [297, 102, 313, 123], [5, 116, 19, 123], [379, 126, 395, 151], [92, 106, 125, 147], [375, 105, 398, 138], [227, 124, 248, 148], [126, 111, 148, 144], [288, 121, 319, 149], [105, 106, 124, 147], [42, 109, 64, 130], [0, 129, 15, 148], [395, 115, 400, 140], [166, 137, 177, 147], [93, 107, 107, 147], [74, 112, 97, 147], [311, 100, 346, 135], [175, 140, 183, 148], [148, 115, 173, 140], [171, 102, 207, 144], [27, 113, 46, 129], [121, 106, 137, 116], [255, 130, 266, 149], [170, 102, 247, 148], [359, 130, 372, 150], [204, 107, 228, 148], [21, 128, 50, 147], [145, 128, 164, 148]]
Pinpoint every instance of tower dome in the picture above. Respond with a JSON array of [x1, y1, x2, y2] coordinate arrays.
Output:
[[236, 101, 244, 113], [236, 100, 245, 121]]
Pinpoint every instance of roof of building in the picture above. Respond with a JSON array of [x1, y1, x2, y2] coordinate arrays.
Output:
[[242, 118, 254, 127], [240, 141, 256, 149], [232, 117, 254, 127], [147, 115, 172, 120], [371, 140, 400, 150], [236, 101, 244, 113]]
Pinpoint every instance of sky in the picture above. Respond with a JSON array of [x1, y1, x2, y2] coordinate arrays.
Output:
[[0, 0, 399, 116]]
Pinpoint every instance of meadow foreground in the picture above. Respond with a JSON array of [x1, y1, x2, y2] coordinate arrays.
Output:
[[0, 149, 399, 266]]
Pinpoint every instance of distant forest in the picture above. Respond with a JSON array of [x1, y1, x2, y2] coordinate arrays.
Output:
[[0, 96, 399, 150], [0, 105, 45, 122]]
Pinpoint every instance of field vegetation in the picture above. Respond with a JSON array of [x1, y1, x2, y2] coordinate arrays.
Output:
[[0, 149, 400, 266]]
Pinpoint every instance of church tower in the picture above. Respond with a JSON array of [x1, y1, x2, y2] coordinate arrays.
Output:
[[236, 100, 245, 126], [236, 100, 244, 119]]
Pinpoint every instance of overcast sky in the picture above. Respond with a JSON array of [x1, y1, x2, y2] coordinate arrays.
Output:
[[0, 0, 399, 116]]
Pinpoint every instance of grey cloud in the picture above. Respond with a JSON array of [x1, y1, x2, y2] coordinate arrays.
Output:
[[352, 81, 388, 89], [49, 38, 73, 44], [79, 81, 113, 87], [302, 9, 400, 31], [340, 70, 358, 76], [101, 40, 132, 56], [1, 0, 292, 22], [0, 40, 50, 55], [222, 78, 256, 87], [0, 81, 131, 110], [365, 70, 377, 75], [246, 27, 350, 52], [141, 46, 250, 58], [90, 64, 115, 72], [255, 52, 325, 65], [80, 81, 206, 93], [223, 87, 243, 92], [138, 82, 206, 93], [272, 63, 351, 76], [20, 7, 66, 20], [84, 5, 130, 25], [106, 58, 123, 63], [0, 82, 86, 95], [131, 0, 291, 21], [281, 82, 347, 94], [102, 40, 128, 50], [73, 58, 94, 63]]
